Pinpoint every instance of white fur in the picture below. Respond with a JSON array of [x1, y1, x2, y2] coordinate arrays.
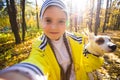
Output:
[[85, 32, 116, 56]]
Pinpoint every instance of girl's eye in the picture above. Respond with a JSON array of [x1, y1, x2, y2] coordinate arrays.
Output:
[[109, 39, 111, 42], [46, 19, 51, 23], [59, 20, 65, 23]]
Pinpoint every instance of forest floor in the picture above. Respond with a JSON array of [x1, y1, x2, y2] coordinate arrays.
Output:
[[0, 30, 120, 80]]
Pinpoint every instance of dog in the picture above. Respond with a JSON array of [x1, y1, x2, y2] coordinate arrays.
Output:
[[84, 33, 117, 80], [85, 33, 117, 57]]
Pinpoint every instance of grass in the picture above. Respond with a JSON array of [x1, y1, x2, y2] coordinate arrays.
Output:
[[0, 29, 42, 69]]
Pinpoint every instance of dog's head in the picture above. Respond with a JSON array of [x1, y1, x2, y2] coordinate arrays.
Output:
[[88, 33, 117, 53], [95, 35, 116, 52]]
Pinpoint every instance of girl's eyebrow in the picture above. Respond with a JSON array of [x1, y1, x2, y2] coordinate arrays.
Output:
[[44, 17, 51, 19], [59, 18, 66, 20], [44, 17, 66, 20]]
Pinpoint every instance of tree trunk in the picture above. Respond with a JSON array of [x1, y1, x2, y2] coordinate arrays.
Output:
[[70, 17, 73, 32], [116, 14, 120, 29], [102, 0, 109, 33], [106, 0, 112, 29], [116, 9, 120, 29], [6, 0, 21, 44], [21, 0, 26, 41], [94, 0, 101, 35], [36, 0, 39, 29], [74, 16, 78, 32], [69, 0, 73, 32], [88, 0, 94, 32]]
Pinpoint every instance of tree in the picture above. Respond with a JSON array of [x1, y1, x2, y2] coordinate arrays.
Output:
[[35, 0, 40, 29], [0, 0, 4, 10], [21, 0, 26, 41], [94, 0, 101, 35], [74, 15, 78, 32], [6, 0, 21, 44], [102, 0, 109, 33], [115, 6, 120, 29], [0, 0, 10, 29], [108, 0, 120, 30], [88, 0, 95, 32]]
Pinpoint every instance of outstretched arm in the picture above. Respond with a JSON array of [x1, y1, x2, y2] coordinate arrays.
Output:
[[0, 71, 31, 80], [0, 63, 45, 80]]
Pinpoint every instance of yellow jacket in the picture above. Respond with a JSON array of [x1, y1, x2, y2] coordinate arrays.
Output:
[[23, 33, 104, 80]]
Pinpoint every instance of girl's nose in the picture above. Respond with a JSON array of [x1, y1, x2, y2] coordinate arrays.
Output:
[[51, 24, 57, 29]]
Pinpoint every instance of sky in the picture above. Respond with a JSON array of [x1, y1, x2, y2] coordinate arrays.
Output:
[[29, 0, 90, 12], [29, 0, 107, 9]]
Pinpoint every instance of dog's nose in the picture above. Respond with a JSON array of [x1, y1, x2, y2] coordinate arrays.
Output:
[[108, 44, 117, 51]]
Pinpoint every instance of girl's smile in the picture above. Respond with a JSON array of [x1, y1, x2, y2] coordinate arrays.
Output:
[[49, 32, 59, 34]]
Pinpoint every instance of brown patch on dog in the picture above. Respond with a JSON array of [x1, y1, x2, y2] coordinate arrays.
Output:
[[96, 37, 105, 45]]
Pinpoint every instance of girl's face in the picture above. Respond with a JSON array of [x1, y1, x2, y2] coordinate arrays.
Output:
[[41, 6, 67, 40]]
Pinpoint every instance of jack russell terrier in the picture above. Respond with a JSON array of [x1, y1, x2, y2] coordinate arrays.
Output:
[[85, 33, 117, 57]]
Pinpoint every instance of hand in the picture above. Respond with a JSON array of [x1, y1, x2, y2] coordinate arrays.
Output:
[[0, 71, 31, 80]]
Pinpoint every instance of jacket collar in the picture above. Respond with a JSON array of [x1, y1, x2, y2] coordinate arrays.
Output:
[[39, 32, 83, 51], [66, 32, 82, 44], [39, 34, 48, 51]]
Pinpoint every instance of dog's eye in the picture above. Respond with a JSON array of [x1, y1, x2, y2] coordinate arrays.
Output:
[[108, 39, 111, 41], [96, 38, 104, 45]]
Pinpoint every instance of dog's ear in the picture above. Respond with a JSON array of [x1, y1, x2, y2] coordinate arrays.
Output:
[[88, 32, 95, 41]]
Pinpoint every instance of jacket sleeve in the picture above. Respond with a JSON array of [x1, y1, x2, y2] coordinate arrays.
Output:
[[82, 35, 104, 72], [83, 54, 104, 72], [21, 38, 48, 79], [22, 38, 50, 74]]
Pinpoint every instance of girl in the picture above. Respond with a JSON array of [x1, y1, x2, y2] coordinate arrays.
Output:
[[0, 0, 104, 80]]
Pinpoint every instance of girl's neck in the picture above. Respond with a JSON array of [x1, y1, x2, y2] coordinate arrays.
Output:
[[51, 36, 63, 42]]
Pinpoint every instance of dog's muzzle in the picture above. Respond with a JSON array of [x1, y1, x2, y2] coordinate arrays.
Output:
[[108, 44, 117, 52]]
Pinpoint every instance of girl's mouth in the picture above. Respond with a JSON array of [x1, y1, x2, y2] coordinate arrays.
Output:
[[50, 32, 59, 34]]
